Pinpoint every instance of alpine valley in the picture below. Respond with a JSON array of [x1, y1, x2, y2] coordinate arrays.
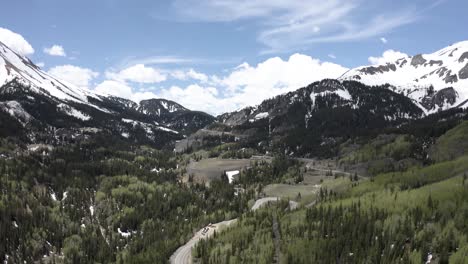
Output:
[[2, 38, 468, 264]]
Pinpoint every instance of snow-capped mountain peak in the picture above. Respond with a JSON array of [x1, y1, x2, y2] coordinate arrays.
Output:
[[0, 41, 215, 145], [0, 41, 106, 106], [340, 40, 468, 113]]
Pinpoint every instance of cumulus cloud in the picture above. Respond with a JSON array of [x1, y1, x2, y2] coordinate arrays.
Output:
[[93, 79, 225, 113], [368, 49, 408, 65], [220, 54, 348, 99], [94, 53, 348, 115], [157, 84, 225, 113], [172, 0, 421, 53], [48, 65, 99, 90], [140, 54, 348, 114], [95, 80, 134, 98], [106, 64, 167, 83], [0, 27, 34, 56], [44, 45, 66, 57]]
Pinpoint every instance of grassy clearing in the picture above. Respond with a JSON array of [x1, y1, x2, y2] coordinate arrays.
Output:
[[263, 183, 319, 202], [319, 154, 468, 215], [348, 155, 468, 197], [340, 134, 414, 164], [329, 175, 464, 214], [187, 158, 254, 182], [430, 120, 468, 162]]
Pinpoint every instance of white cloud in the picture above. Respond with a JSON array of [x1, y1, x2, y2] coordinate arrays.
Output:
[[217, 53, 348, 110], [44, 45, 66, 57], [36, 62, 45, 68], [0, 27, 34, 56], [95, 80, 134, 98], [156, 84, 225, 113], [106, 64, 167, 84], [172, 0, 420, 53], [94, 80, 163, 105], [380, 37, 388, 44], [93, 80, 225, 113], [368, 49, 408, 65], [48, 65, 99, 89], [328, 54, 336, 59], [129, 54, 347, 114], [95, 53, 349, 115], [171, 69, 209, 82], [118, 56, 197, 69]]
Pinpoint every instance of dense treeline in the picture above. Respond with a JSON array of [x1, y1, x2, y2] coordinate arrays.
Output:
[[196, 153, 468, 264], [236, 155, 301, 186], [0, 136, 255, 263], [195, 209, 278, 264]]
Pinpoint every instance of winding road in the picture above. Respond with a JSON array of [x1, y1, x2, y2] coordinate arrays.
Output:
[[169, 197, 297, 264], [170, 159, 357, 264], [297, 158, 365, 180], [170, 219, 237, 264]]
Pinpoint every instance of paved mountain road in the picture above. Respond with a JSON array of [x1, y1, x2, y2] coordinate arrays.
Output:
[[169, 197, 297, 264]]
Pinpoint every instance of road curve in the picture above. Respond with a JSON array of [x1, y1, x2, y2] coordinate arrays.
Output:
[[251, 197, 280, 211], [170, 197, 297, 264], [170, 219, 237, 264], [171, 159, 357, 263]]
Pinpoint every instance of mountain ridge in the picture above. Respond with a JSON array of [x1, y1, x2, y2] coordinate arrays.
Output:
[[340, 40, 468, 113], [0, 41, 215, 146]]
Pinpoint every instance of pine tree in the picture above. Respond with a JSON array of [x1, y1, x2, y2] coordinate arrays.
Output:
[[427, 194, 434, 212]]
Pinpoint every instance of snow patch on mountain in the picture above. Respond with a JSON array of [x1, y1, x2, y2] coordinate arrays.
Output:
[[0, 41, 108, 112], [57, 103, 91, 121], [255, 112, 269, 120], [341, 41, 468, 113], [156, 126, 179, 134], [0, 100, 32, 125], [122, 118, 178, 135], [310, 89, 352, 106]]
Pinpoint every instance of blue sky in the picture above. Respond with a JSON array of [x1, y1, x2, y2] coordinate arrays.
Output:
[[0, 0, 467, 114]]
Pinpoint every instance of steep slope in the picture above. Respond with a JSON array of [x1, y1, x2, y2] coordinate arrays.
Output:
[[220, 79, 423, 126], [429, 120, 468, 162], [0, 41, 214, 146], [216, 79, 424, 156], [340, 41, 468, 113], [138, 98, 188, 116], [0, 41, 102, 107], [138, 99, 215, 133]]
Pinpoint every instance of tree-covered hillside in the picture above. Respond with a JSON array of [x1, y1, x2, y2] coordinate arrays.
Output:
[[192, 118, 468, 264], [0, 136, 254, 263]]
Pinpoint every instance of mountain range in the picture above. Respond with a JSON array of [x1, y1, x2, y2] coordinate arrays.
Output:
[[0, 41, 214, 147], [1, 40, 468, 148], [341, 41, 468, 113]]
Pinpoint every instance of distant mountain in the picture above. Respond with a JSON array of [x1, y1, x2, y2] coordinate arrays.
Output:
[[216, 79, 427, 156], [220, 79, 423, 126], [138, 99, 214, 134], [0, 41, 214, 146], [212, 41, 468, 156], [340, 41, 468, 113], [138, 98, 188, 116]]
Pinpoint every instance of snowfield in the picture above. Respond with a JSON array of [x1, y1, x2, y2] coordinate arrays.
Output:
[[340, 40, 468, 113]]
